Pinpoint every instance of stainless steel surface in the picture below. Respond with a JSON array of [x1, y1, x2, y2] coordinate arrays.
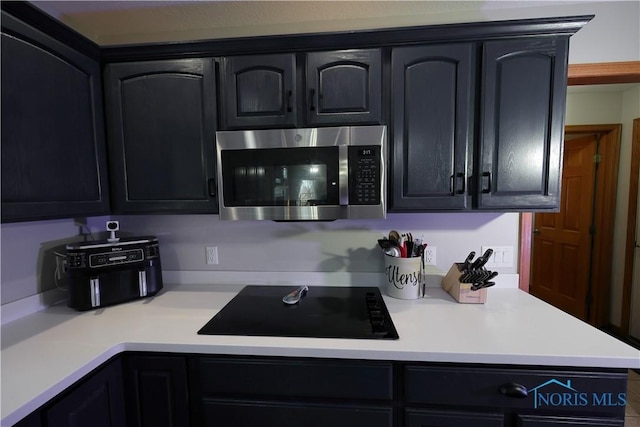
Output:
[[216, 125, 386, 221], [282, 285, 309, 305]]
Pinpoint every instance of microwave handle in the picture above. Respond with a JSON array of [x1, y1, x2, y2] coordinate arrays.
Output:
[[339, 146, 349, 206]]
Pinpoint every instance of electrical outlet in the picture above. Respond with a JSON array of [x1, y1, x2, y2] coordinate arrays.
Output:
[[424, 246, 436, 265], [206, 246, 218, 265]]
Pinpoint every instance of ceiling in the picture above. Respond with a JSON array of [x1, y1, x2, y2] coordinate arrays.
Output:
[[30, 1, 576, 46]]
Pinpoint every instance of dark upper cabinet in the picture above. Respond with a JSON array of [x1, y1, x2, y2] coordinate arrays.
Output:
[[1, 11, 110, 222], [390, 43, 476, 211], [477, 37, 569, 210], [104, 59, 218, 213], [222, 53, 297, 128], [221, 49, 382, 129], [305, 49, 382, 126], [390, 37, 570, 212]]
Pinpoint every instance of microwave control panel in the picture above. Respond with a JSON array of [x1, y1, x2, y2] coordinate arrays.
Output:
[[348, 145, 381, 205]]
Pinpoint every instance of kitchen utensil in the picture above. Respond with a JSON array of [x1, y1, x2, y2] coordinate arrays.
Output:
[[384, 246, 401, 257], [388, 230, 400, 244], [398, 235, 407, 258], [471, 281, 496, 291], [282, 285, 309, 305], [378, 239, 393, 250], [404, 233, 414, 258], [462, 251, 476, 271]]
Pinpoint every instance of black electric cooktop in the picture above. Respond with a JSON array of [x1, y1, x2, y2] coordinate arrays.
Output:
[[198, 286, 399, 340]]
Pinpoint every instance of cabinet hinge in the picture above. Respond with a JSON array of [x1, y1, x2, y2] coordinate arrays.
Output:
[[593, 153, 602, 164]]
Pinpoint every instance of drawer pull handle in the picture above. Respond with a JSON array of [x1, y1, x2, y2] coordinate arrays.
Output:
[[499, 382, 528, 398]]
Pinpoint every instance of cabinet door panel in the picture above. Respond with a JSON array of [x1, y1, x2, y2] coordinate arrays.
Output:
[[46, 359, 125, 427], [1, 12, 109, 222], [105, 59, 218, 212], [123, 355, 189, 427], [478, 37, 568, 210], [223, 54, 296, 128], [406, 408, 504, 427], [390, 43, 475, 211], [202, 400, 392, 427], [194, 356, 393, 400], [306, 49, 382, 125]]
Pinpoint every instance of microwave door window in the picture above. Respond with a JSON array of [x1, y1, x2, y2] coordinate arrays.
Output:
[[233, 166, 273, 205], [291, 165, 327, 206], [222, 147, 339, 207]]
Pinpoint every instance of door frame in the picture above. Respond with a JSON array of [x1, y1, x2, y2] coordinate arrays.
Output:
[[621, 118, 640, 337]]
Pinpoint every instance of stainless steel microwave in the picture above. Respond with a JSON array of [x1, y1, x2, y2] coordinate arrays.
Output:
[[215, 125, 386, 221]]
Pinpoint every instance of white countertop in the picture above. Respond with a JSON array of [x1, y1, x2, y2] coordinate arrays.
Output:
[[2, 283, 639, 426]]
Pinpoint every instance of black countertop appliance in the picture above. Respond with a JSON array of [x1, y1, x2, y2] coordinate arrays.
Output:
[[198, 285, 399, 340], [66, 236, 163, 311]]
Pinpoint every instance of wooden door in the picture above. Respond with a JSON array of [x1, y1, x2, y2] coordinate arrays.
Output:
[[305, 49, 382, 126], [530, 135, 597, 320], [222, 53, 296, 129], [389, 43, 475, 211], [104, 59, 218, 213]]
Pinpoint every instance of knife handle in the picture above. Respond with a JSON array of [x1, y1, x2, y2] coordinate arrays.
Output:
[[462, 251, 476, 271], [478, 249, 494, 266], [470, 257, 485, 270]]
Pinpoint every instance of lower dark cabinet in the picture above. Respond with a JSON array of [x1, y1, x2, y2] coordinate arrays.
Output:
[[45, 358, 125, 427], [202, 400, 393, 427], [122, 354, 190, 427], [9, 354, 630, 427]]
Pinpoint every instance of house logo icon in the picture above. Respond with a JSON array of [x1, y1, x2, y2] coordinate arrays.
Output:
[[529, 378, 626, 409], [529, 379, 578, 409]]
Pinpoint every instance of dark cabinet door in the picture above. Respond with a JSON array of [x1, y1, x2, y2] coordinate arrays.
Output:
[[104, 59, 218, 213], [305, 49, 382, 126], [202, 400, 392, 427], [46, 358, 125, 427], [1, 12, 109, 222], [405, 409, 504, 427], [123, 354, 190, 427], [477, 37, 569, 210], [390, 43, 475, 211], [222, 53, 296, 129]]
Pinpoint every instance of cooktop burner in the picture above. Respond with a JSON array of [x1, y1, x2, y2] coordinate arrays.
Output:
[[198, 285, 399, 340]]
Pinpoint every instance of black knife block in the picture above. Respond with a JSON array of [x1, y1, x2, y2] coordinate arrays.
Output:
[[441, 263, 487, 304]]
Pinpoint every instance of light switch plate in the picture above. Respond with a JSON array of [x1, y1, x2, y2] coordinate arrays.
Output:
[[482, 246, 514, 268]]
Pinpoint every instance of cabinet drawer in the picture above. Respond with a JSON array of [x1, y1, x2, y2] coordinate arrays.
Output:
[[405, 408, 504, 427], [405, 365, 627, 416], [194, 356, 393, 400], [202, 399, 392, 427], [516, 414, 624, 426]]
